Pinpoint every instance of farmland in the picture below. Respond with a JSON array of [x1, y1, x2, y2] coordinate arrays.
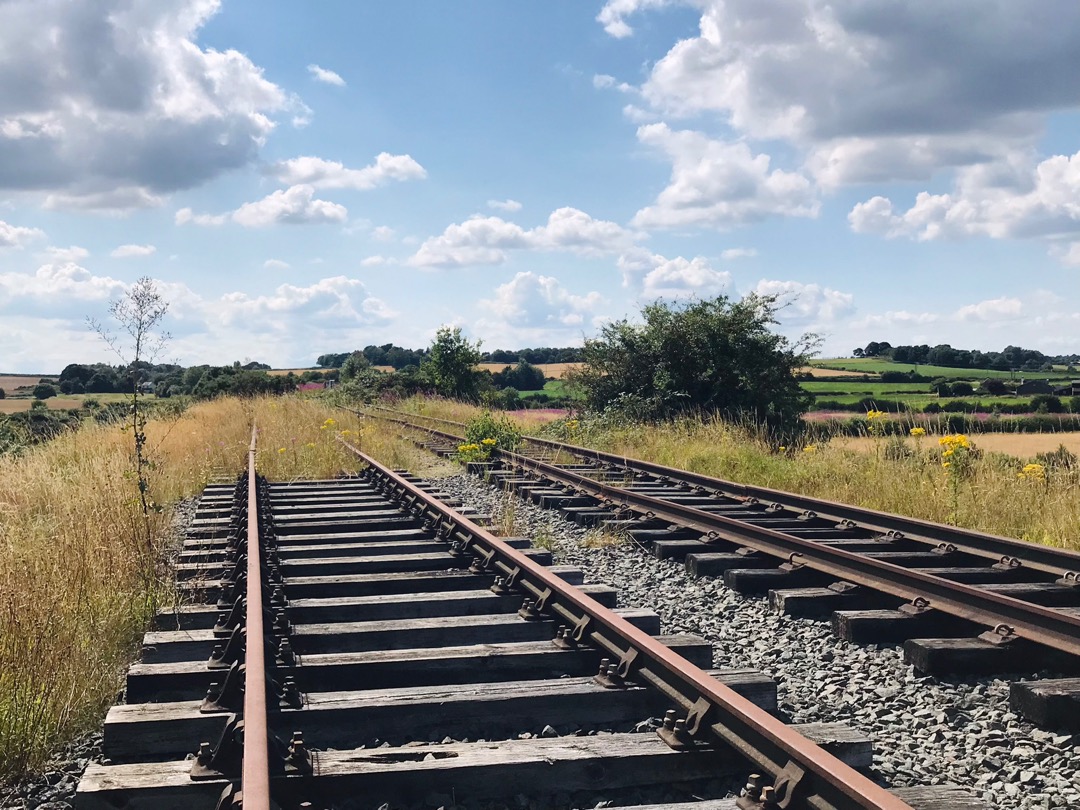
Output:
[[809, 357, 1071, 380]]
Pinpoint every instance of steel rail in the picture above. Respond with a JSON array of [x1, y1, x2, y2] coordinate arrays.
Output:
[[341, 438, 913, 810], [242, 425, 271, 810], [366, 406, 1080, 579], [375, 414, 1080, 658]]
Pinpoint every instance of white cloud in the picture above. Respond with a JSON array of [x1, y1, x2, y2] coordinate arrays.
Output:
[[0, 262, 126, 317], [409, 207, 638, 268], [216, 276, 395, 330], [0, 219, 45, 248], [645, 256, 731, 299], [263, 259, 290, 270], [596, 0, 680, 38], [752, 279, 855, 324], [849, 149, 1080, 258], [110, 244, 156, 259], [269, 153, 427, 190], [307, 64, 346, 87], [178, 185, 348, 228], [0, 0, 304, 210], [955, 297, 1024, 323], [601, 1, 1080, 185], [479, 272, 603, 328], [371, 226, 396, 242], [721, 247, 757, 260], [632, 124, 818, 230], [360, 256, 389, 267], [487, 199, 523, 212], [42, 245, 89, 262]]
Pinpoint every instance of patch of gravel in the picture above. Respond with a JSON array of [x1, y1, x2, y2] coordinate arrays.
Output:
[[436, 473, 1080, 810], [1, 496, 202, 810]]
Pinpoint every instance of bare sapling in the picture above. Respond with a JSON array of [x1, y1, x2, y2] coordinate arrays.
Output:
[[89, 276, 171, 555]]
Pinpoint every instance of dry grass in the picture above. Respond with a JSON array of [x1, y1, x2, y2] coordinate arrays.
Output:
[[0, 375, 53, 395], [0, 395, 441, 784], [795, 366, 874, 378], [836, 432, 1080, 458], [267, 368, 324, 376], [0, 398, 83, 414]]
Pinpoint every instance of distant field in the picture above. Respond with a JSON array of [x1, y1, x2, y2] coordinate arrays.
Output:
[[0, 375, 55, 395], [837, 432, 1080, 459], [817, 393, 1024, 409], [811, 358, 1066, 380], [803, 382, 930, 394], [796, 365, 872, 379], [477, 362, 583, 379], [0, 398, 83, 414], [268, 368, 323, 376], [519, 379, 584, 399]]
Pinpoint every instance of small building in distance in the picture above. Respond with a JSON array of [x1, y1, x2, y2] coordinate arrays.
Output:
[[1052, 380, 1080, 397], [1016, 379, 1055, 396]]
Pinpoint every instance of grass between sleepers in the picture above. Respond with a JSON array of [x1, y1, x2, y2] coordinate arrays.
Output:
[[0, 395, 448, 784]]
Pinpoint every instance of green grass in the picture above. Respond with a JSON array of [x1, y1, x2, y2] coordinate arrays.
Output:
[[816, 393, 1027, 409], [802, 382, 931, 394], [811, 358, 1068, 380], [518, 379, 583, 400]]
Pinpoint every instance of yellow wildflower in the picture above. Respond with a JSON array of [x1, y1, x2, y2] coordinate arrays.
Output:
[[803, 444, 817, 453], [866, 410, 887, 421], [481, 438, 497, 446], [778, 446, 787, 452], [1018, 463, 1046, 481], [306, 442, 315, 448], [909, 427, 926, 437], [278, 447, 285, 454]]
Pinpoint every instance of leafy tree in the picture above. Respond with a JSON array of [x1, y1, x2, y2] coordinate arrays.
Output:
[[979, 378, 1008, 395], [422, 326, 483, 399], [951, 381, 974, 396], [572, 295, 816, 431], [32, 383, 57, 399], [493, 360, 546, 391], [339, 351, 371, 383]]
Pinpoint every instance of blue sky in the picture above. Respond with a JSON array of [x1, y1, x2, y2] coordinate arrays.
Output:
[[3, 0, 1080, 372]]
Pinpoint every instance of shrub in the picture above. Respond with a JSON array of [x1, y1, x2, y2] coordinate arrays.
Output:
[[1031, 395, 1064, 414], [32, 383, 57, 399], [951, 382, 974, 396], [464, 411, 522, 452]]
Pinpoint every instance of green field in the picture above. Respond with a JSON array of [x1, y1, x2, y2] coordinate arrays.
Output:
[[519, 379, 583, 400], [814, 393, 1026, 409], [810, 357, 1069, 380], [802, 381, 931, 394]]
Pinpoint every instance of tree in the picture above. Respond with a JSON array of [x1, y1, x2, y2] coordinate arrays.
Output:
[[571, 295, 816, 431], [89, 276, 170, 551], [32, 383, 57, 399], [339, 351, 371, 383], [422, 326, 483, 399]]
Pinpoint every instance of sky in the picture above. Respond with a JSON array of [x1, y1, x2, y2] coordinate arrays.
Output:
[[3, 1, 1080, 372]]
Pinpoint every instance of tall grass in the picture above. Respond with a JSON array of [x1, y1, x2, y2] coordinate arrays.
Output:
[[381, 398, 1080, 552], [0, 395, 439, 783]]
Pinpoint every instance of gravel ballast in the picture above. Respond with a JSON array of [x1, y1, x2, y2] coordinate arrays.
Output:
[[435, 473, 1080, 810]]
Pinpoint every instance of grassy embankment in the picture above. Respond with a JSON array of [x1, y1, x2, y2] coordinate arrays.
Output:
[[392, 397, 1080, 552], [0, 396, 446, 783]]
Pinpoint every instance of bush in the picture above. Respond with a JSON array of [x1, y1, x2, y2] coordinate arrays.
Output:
[[1031, 395, 1064, 414], [923, 402, 942, 413], [951, 382, 974, 396], [1036, 444, 1078, 470], [464, 411, 521, 452], [32, 383, 57, 399], [572, 294, 814, 432]]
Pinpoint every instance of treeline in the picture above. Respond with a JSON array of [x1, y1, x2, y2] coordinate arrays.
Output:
[[855, 342, 1080, 372], [316, 344, 583, 369], [56, 362, 334, 399]]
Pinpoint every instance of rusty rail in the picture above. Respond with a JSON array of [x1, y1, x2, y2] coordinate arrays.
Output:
[[242, 425, 271, 810], [366, 406, 1080, 579], [342, 439, 913, 810]]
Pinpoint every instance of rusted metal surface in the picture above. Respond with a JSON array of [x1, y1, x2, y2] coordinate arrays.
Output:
[[242, 425, 271, 810], [368, 406, 1080, 579], [374, 412, 1080, 659], [343, 439, 914, 810]]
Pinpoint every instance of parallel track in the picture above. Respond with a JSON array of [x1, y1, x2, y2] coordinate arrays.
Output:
[[368, 408, 1080, 708], [72, 424, 984, 809]]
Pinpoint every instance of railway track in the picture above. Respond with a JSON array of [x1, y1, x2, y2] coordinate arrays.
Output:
[[72, 425, 982, 809], [367, 408, 1080, 732]]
